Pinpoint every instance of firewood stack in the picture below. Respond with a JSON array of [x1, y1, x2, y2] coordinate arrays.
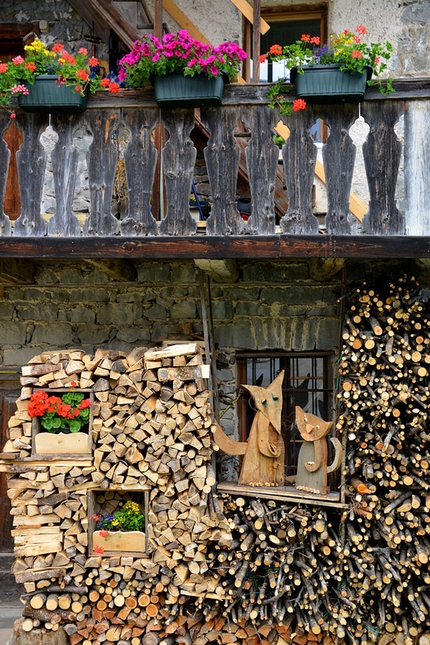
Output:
[[337, 275, 430, 643], [2, 283, 430, 645], [0, 343, 235, 643]]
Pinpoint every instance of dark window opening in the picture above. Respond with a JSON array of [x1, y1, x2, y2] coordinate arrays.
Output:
[[260, 18, 322, 83], [237, 352, 334, 478]]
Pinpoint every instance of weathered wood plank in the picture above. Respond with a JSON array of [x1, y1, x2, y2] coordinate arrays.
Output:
[[48, 114, 82, 236], [404, 100, 430, 235], [14, 113, 49, 236], [160, 109, 197, 235], [280, 108, 319, 234], [202, 107, 245, 235], [317, 104, 360, 235], [241, 105, 279, 234], [121, 108, 159, 236], [361, 100, 404, 235], [0, 235, 429, 258], [159, 109, 197, 236], [83, 109, 120, 236]]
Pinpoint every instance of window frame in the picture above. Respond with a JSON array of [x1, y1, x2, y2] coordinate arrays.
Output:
[[236, 350, 335, 478], [242, 5, 328, 82]]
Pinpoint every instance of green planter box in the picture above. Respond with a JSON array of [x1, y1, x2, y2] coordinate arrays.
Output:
[[18, 74, 88, 113], [153, 73, 226, 108], [290, 64, 372, 104]]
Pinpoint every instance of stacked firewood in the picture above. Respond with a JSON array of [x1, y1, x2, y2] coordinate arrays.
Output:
[[337, 275, 430, 643], [3, 279, 430, 645], [1, 343, 233, 641]]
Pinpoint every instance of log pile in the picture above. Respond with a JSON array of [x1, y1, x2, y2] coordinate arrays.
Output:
[[0, 344, 234, 642], [2, 283, 430, 645], [337, 276, 430, 643]]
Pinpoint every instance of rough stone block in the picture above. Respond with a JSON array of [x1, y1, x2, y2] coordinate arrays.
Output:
[[31, 323, 73, 346], [97, 304, 134, 325], [0, 322, 27, 345]]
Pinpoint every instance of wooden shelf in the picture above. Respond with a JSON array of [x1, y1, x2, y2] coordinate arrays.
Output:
[[217, 481, 348, 509]]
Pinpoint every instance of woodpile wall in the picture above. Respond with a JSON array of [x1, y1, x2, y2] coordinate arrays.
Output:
[[1, 280, 430, 645]]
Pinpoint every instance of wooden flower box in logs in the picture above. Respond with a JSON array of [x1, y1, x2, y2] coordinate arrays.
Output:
[[30, 389, 94, 457], [34, 430, 91, 455], [92, 530, 146, 553]]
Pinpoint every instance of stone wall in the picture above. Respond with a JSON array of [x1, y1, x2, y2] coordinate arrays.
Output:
[[0, 257, 419, 446], [0, 260, 341, 368], [0, 258, 341, 453]]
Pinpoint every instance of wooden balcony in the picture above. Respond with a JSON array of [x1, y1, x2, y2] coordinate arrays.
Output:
[[0, 78, 429, 260]]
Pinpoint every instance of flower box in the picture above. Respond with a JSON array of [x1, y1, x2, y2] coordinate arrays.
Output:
[[89, 489, 149, 556], [30, 388, 93, 457], [92, 530, 146, 553], [290, 64, 372, 104], [34, 430, 91, 455], [18, 75, 88, 113], [153, 72, 226, 108]]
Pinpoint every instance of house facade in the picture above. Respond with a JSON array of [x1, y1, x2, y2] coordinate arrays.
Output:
[[0, 1, 430, 644]]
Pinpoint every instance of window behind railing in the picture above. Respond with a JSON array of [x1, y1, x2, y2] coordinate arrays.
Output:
[[237, 352, 334, 477]]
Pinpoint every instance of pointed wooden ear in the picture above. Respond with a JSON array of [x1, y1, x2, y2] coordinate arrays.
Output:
[[295, 406, 304, 420]]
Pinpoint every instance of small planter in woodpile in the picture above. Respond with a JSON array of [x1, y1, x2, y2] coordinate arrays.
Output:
[[92, 530, 146, 553], [34, 429, 91, 455], [30, 388, 93, 457], [89, 489, 148, 556]]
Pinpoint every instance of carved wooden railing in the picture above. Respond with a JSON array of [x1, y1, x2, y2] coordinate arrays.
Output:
[[0, 80, 429, 245]]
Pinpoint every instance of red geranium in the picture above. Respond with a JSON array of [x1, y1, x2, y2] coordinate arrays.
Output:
[[28, 386, 91, 433]]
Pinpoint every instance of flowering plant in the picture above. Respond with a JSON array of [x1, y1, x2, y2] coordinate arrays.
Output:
[[91, 501, 145, 549], [28, 384, 92, 433], [0, 37, 118, 108], [261, 26, 393, 116], [118, 29, 247, 88]]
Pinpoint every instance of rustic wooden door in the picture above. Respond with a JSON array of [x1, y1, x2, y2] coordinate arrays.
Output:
[[0, 385, 20, 552]]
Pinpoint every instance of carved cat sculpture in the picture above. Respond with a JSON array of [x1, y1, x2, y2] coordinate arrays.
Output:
[[213, 371, 285, 486], [295, 406, 342, 495]]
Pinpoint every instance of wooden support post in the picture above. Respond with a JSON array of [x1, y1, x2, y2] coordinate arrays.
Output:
[[154, 0, 163, 40], [252, 0, 261, 83], [198, 269, 220, 421]]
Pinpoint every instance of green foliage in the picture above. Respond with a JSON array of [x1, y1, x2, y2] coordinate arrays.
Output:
[[93, 501, 145, 533], [262, 26, 394, 116]]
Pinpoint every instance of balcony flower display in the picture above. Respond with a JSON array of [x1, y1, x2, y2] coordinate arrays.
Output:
[[0, 37, 117, 111], [28, 385, 92, 433], [117, 30, 247, 107], [119, 30, 247, 85], [91, 501, 146, 554], [261, 26, 393, 116]]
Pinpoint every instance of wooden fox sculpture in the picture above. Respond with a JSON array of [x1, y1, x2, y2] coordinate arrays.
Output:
[[295, 406, 342, 494], [213, 371, 285, 486]]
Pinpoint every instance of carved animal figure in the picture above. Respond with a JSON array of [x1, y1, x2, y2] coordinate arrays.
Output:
[[213, 371, 285, 486], [295, 406, 342, 494]]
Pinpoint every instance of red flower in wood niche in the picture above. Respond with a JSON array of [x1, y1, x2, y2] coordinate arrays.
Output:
[[28, 386, 91, 433]]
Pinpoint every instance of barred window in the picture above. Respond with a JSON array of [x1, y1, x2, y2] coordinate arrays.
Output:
[[237, 352, 334, 477]]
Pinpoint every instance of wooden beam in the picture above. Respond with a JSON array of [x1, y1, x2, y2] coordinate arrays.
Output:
[[0, 236, 429, 259], [252, 0, 261, 83], [194, 259, 239, 283], [229, 0, 270, 35], [162, 0, 210, 44], [0, 259, 36, 284], [68, 0, 140, 48], [308, 258, 345, 281], [154, 0, 163, 40], [84, 259, 137, 282]]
